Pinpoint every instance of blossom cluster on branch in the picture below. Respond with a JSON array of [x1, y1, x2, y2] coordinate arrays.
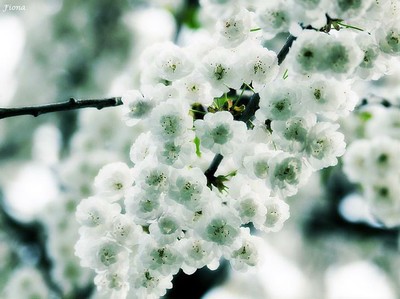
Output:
[[343, 105, 400, 227], [74, 0, 400, 298]]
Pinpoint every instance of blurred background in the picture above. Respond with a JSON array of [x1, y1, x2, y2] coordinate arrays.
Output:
[[0, 0, 399, 298]]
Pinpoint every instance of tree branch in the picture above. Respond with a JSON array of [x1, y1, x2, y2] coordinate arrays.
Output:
[[204, 153, 224, 185], [204, 34, 295, 185], [0, 33, 297, 187], [238, 93, 260, 126], [0, 97, 122, 120], [277, 34, 297, 65], [0, 33, 296, 122]]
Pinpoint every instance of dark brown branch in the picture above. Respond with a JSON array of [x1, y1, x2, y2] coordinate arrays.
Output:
[[204, 154, 224, 185], [277, 34, 297, 65], [238, 93, 260, 126], [0, 33, 296, 186], [204, 93, 261, 186], [204, 35, 295, 185], [0, 33, 295, 122], [0, 97, 123, 119]]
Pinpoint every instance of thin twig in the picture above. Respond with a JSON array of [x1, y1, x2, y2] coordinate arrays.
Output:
[[0, 97, 122, 119]]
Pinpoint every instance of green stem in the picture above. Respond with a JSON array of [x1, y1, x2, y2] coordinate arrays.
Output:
[[244, 83, 255, 94], [190, 109, 206, 114], [336, 22, 364, 32]]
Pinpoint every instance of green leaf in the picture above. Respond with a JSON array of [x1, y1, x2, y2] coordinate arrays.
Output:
[[184, 6, 201, 29], [213, 170, 237, 193], [194, 136, 201, 157], [283, 69, 289, 79], [218, 94, 228, 108], [359, 111, 373, 122]]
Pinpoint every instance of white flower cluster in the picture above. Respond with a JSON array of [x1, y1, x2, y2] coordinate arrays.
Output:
[[35, 107, 139, 297], [343, 106, 400, 228], [1, 267, 50, 299], [75, 1, 400, 298], [41, 195, 94, 296]]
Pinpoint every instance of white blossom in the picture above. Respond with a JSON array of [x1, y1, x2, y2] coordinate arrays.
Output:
[[194, 111, 247, 155], [168, 167, 208, 211], [301, 78, 346, 118], [289, 30, 363, 78], [133, 161, 171, 195], [130, 267, 173, 299], [365, 177, 400, 228], [229, 182, 268, 226], [271, 114, 316, 152], [195, 201, 242, 256], [108, 214, 142, 247], [149, 211, 185, 245], [268, 152, 312, 197], [365, 106, 400, 139], [305, 122, 346, 170], [173, 73, 214, 106], [239, 43, 279, 92], [328, 0, 373, 20], [94, 162, 134, 201], [216, 8, 253, 47], [256, 197, 290, 233], [343, 139, 371, 183], [366, 136, 400, 180], [75, 237, 129, 271], [138, 239, 183, 276], [242, 151, 274, 180], [148, 99, 193, 141], [355, 32, 389, 80], [229, 228, 260, 271], [94, 264, 130, 299], [255, 1, 293, 39], [200, 47, 243, 95], [178, 234, 221, 274], [256, 80, 303, 122], [154, 42, 194, 81], [76, 196, 121, 229], [125, 186, 164, 225], [2, 267, 50, 299], [121, 90, 155, 127], [129, 132, 157, 165], [377, 20, 400, 56], [155, 133, 197, 168]]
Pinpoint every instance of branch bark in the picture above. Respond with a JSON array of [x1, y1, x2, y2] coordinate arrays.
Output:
[[204, 34, 296, 184], [0, 34, 296, 122], [0, 34, 297, 187], [277, 34, 297, 64], [0, 97, 122, 119]]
